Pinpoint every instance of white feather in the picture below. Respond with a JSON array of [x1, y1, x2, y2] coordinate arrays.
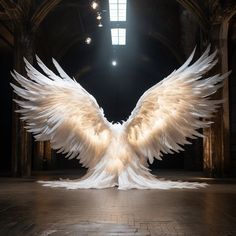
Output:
[[12, 58, 112, 169], [11, 46, 229, 189], [124, 47, 229, 165]]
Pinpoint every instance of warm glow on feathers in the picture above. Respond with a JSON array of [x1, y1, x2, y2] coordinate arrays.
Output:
[[11, 46, 229, 189]]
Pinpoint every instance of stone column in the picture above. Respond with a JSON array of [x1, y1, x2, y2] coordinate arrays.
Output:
[[3, 0, 63, 176], [12, 24, 35, 177], [203, 13, 234, 176]]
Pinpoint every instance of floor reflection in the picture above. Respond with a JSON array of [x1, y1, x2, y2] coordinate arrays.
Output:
[[0, 172, 235, 235]]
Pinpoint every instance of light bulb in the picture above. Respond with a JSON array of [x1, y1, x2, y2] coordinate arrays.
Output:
[[91, 1, 98, 10], [112, 60, 117, 66], [85, 37, 92, 44], [97, 13, 102, 20]]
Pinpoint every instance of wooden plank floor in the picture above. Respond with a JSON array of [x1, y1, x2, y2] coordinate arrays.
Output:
[[0, 172, 236, 235]]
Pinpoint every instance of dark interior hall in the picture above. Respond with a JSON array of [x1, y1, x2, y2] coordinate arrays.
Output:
[[0, 0, 236, 235]]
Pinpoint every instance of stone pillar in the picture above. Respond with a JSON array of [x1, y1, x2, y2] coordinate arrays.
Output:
[[12, 24, 50, 176], [203, 17, 232, 177], [12, 25, 35, 177], [2, 0, 62, 176]]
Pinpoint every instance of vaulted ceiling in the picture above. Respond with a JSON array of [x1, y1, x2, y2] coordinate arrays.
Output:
[[0, 0, 212, 59], [0, 0, 236, 122]]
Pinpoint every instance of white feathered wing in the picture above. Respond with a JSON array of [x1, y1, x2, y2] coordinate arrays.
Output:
[[11, 46, 228, 190], [124, 46, 229, 164], [11, 56, 112, 169]]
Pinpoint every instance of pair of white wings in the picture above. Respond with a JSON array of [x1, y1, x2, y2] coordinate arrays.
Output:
[[11, 46, 228, 168]]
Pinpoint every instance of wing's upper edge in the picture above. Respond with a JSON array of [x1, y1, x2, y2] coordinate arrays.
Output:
[[123, 46, 229, 163], [11, 57, 112, 168]]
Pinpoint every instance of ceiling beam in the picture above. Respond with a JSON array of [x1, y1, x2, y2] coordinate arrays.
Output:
[[0, 0, 22, 21], [31, 0, 64, 32], [175, 0, 209, 31], [0, 22, 13, 47]]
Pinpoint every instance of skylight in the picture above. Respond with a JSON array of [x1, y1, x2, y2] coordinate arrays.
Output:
[[109, 0, 127, 22], [111, 28, 126, 45]]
